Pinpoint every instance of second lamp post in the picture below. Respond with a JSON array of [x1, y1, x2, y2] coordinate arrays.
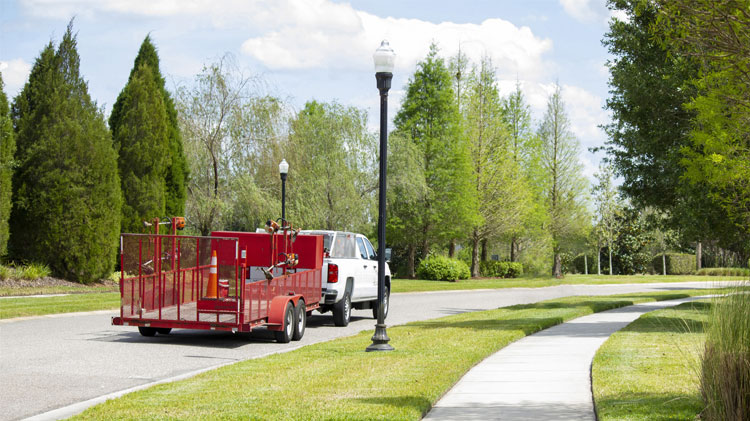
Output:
[[279, 159, 289, 225]]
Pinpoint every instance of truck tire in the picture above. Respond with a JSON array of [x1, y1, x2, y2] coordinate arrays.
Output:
[[138, 327, 156, 337], [274, 302, 294, 343], [371, 286, 390, 320], [156, 328, 172, 335], [292, 300, 306, 341], [333, 291, 351, 327]]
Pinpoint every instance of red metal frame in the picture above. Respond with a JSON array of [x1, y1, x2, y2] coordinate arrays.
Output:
[[113, 231, 323, 334]]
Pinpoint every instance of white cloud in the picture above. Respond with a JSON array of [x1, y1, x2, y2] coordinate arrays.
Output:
[[0, 59, 32, 97], [560, 0, 620, 25]]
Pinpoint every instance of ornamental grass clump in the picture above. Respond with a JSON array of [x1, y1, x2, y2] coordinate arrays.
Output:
[[700, 285, 750, 421]]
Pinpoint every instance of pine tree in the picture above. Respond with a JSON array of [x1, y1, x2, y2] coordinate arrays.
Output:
[[10, 21, 121, 282], [110, 35, 187, 220], [0, 73, 14, 256], [114, 63, 169, 232]]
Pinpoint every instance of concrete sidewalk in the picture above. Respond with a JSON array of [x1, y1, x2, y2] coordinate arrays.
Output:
[[423, 297, 701, 421]]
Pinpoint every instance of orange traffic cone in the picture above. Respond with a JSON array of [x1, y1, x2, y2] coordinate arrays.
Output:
[[206, 250, 218, 298]]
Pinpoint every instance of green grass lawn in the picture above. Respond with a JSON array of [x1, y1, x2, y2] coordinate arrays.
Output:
[[592, 301, 708, 420], [73, 290, 720, 421], [0, 292, 121, 319], [391, 274, 744, 293]]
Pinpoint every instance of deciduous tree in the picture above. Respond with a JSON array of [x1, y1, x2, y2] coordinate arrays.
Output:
[[0, 74, 14, 256]]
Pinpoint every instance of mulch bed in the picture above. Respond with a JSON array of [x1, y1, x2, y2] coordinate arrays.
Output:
[[0, 276, 118, 292]]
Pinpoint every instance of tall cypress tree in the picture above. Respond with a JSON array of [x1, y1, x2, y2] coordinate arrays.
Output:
[[110, 36, 187, 220], [0, 73, 14, 257], [114, 63, 169, 232], [10, 21, 121, 282]]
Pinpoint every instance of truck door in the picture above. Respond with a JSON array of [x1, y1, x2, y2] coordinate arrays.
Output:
[[356, 236, 377, 300]]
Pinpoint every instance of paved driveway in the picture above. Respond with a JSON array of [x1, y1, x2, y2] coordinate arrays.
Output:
[[0, 281, 728, 420]]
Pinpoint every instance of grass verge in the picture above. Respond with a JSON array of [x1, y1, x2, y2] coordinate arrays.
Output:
[[592, 300, 709, 420], [391, 274, 744, 293], [74, 289, 721, 420], [0, 293, 120, 319]]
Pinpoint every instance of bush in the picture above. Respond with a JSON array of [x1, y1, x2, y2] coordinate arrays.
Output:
[[701, 286, 750, 420], [0, 264, 12, 280], [572, 254, 596, 274], [417, 255, 470, 281], [479, 261, 523, 278], [15, 263, 51, 280], [652, 253, 695, 275], [696, 267, 750, 277]]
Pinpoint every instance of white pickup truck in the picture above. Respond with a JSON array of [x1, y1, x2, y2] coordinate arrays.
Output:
[[300, 230, 391, 326]]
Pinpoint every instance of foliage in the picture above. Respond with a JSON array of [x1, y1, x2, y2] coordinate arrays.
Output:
[[696, 267, 750, 277], [112, 63, 169, 232], [0, 73, 14, 257], [572, 253, 596, 274], [593, 164, 623, 275], [110, 36, 187, 218], [701, 287, 750, 421], [611, 206, 653, 275], [9, 21, 121, 283], [538, 83, 590, 277], [478, 261, 523, 278], [393, 43, 478, 275], [652, 253, 695, 275], [416, 254, 470, 281], [287, 100, 376, 232]]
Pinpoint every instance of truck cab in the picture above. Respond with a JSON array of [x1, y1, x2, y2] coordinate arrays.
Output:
[[301, 230, 391, 326]]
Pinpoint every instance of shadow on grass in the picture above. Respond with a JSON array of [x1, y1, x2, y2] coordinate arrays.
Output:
[[596, 392, 703, 420], [410, 317, 565, 335], [354, 395, 432, 417]]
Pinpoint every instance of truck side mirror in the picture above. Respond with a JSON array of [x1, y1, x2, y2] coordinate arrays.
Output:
[[384, 248, 392, 263]]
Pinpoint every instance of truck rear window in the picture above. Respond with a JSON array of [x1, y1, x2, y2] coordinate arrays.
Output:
[[331, 234, 357, 258]]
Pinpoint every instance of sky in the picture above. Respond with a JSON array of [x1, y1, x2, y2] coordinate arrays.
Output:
[[0, 0, 622, 181]]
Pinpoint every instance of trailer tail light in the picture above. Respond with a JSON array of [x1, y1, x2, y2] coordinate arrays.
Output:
[[327, 264, 339, 283]]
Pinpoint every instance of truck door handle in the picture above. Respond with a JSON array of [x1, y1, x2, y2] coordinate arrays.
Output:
[[363, 265, 368, 269]]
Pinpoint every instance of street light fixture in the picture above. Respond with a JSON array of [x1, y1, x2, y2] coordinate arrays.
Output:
[[279, 159, 289, 225], [367, 40, 395, 352]]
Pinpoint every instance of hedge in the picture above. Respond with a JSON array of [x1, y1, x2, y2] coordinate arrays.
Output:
[[479, 261, 523, 278], [652, 253, 695, 275], [696, 267, 750, 277], [417, 255, 471, 281]]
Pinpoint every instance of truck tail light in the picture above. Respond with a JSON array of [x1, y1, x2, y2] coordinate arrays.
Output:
[[327, 264, 339, 283]]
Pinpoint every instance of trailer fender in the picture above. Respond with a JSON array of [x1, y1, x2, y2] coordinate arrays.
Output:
[[267, 295, 301, 331]]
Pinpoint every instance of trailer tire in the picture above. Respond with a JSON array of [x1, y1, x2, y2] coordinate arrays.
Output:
[[333, 292, 351, 327], [156, 328, 172, 335], [274, 302, 294, 343], [371, 286, 390, 320], [292, 300, 306, 341], [138, 327, 157, 337]]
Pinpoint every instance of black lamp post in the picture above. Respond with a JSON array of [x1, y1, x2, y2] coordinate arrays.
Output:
[[367, 40, 395, 352], [279, 159, 289, 225]]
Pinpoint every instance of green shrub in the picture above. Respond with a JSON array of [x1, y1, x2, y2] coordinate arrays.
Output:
[[701, 286, 750, 420], [0, 264, 12, 280], [479, 261, 523, 278], [572, 254, 596, 274], [652, 253, 695, 275], [15, 263, 51, 280], [417, 255, 470, 281], [696, 267, 750, 277]]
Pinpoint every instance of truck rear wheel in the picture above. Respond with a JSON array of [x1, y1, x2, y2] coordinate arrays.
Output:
[[274, 302, 294, 343], [333, 292, 351, 327], [292, 300, 306, 341], [138, 327, 156, 337], [371, 286, 390, 320]]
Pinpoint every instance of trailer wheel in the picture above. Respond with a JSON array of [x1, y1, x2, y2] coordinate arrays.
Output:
[[333, 292, 351, 327], [292, 300, 306, 341], [156, 328, 172, 335], [274, 302, 294, 343], [138, 327, 157, 337], [371, 286, 390, 320]]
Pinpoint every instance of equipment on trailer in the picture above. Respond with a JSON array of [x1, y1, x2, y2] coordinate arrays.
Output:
[[112, 217, 323, 343]]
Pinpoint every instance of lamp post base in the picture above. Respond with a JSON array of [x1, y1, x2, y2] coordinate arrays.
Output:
[[366, 323, 394, 352]]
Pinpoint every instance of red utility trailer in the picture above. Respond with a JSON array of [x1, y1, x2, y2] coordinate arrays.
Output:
[[112, 227, 323, 343]]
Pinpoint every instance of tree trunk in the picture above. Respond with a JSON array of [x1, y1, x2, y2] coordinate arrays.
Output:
[[584, 254, 588, 275], [448, 240, 455, 258], [597, 239, 601, 275], [407, 244, 416, 279], [608, 248, 613, 275], [510, 237, 516, 262], [696, 241, 702, 271], [481, 239, 488, 262], [662, 253, 666, 276], [552, 252, 563, 278], [421, 225, 430, 260], [471, 231, 480, 278]]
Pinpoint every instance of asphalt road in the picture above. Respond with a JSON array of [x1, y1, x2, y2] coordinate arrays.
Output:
[[0, 281, 730, 420]]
